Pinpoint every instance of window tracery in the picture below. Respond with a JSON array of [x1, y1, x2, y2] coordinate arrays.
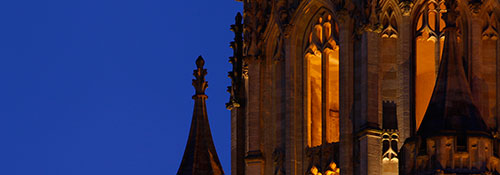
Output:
[[305, 12, 340, 147], [482, 10, 498, 40], [415, 0, 447, 130], [414, 0, 470, 131], [304, 10, 341, 174], [381, 7, 398, 38], [308, 162, 340, 175]]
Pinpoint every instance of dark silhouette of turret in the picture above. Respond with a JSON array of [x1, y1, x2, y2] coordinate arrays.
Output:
[[177, 56, 224, 175], [399, 1, 497, 174]]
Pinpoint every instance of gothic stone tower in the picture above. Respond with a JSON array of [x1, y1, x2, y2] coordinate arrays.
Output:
[[227, 0, 500, 174]]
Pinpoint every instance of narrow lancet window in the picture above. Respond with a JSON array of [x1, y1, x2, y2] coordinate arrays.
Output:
[[415, 0, 446, 129], [306, 47, 323, 147], [306, 13, 340, 147]]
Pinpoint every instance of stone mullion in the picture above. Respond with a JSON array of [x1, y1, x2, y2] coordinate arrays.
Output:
[[322, 48, 330, 146], [409, 11, 416, 137], [338, 17, 354, 175], [434, 37, 441, 76]]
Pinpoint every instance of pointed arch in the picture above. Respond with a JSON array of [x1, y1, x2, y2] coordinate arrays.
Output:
[[304, 10, 340, 147], [284, 0, 353, 172], [378, 1, 402, 103], [379, 0, 403, 39]]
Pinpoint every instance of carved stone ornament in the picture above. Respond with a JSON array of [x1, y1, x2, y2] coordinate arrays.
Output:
[[468, 0, 483, 15], [399, 0, 413, 16], [380, 7, 399, 38], [273, 148, 285, 175], [193, 56, 208, 98], [482, 11, 498, 40], [305, 143, 339, 175], [227, 12, 245, 110]]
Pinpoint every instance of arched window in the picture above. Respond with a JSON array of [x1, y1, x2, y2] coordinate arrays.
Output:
[[305, 12, 340, 147], [414, 0, 447, 130], [414, 0, 467, 130]]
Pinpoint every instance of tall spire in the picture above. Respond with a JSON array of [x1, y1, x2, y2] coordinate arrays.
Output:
[[177, 56, 224, 175], [416, 0, 488, 137]]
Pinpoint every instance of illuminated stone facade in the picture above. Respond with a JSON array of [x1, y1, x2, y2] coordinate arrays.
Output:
[[226, 0, 500, 174]]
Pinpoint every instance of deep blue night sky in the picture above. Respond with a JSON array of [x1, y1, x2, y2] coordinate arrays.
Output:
[[0, 0, 241, 174]]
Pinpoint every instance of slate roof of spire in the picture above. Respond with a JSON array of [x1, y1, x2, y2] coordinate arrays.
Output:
[[416, 9, 489, 137], [177, 56, 224, 175]]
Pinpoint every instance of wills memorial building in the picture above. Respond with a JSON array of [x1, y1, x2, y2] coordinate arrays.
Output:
[[178, 0, 500, 174]]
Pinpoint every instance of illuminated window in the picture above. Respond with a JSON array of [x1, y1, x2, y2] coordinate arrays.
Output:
[[415, 0, 446, 129], [414, 0, 469, 130], [306, 13, 340, 147]]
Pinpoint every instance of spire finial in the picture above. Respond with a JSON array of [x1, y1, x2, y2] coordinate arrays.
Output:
[[196, 55, 205, 68], [235, 12, 242, 24], [443, 0, 459, 28], [193, 56, 208, 98], [178, 56, 224, 175]]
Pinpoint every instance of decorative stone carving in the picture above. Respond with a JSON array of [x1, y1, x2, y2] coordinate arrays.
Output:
[[415, 0, 446, 42], [307, 160, 340, 175], [227, 13, 244, 110], [306, 143, 339, 175], [192, 56, 208, 96], [381, 130, 399, 168], [353, 0, 382, 35], [381, 101, 399, 174], [380, 7, 398, 38], [482, 11, 498, 40], [243, 0, 272, 61], [307, 13, 339, 53], [273, 148, 285, 175], [468, 0, 483, 15], [399, 0, 413, 16], [272, 0, 291, 62]]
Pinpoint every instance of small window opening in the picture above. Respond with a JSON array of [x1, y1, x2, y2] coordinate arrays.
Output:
[[456, 135, 467, 152]]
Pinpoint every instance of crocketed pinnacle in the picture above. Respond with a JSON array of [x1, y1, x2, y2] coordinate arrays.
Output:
[[177, 56, 224, 175]]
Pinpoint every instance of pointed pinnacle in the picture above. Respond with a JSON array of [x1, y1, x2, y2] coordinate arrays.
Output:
[[196, 55, 205, 69], [236, 12, 242, 23]]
